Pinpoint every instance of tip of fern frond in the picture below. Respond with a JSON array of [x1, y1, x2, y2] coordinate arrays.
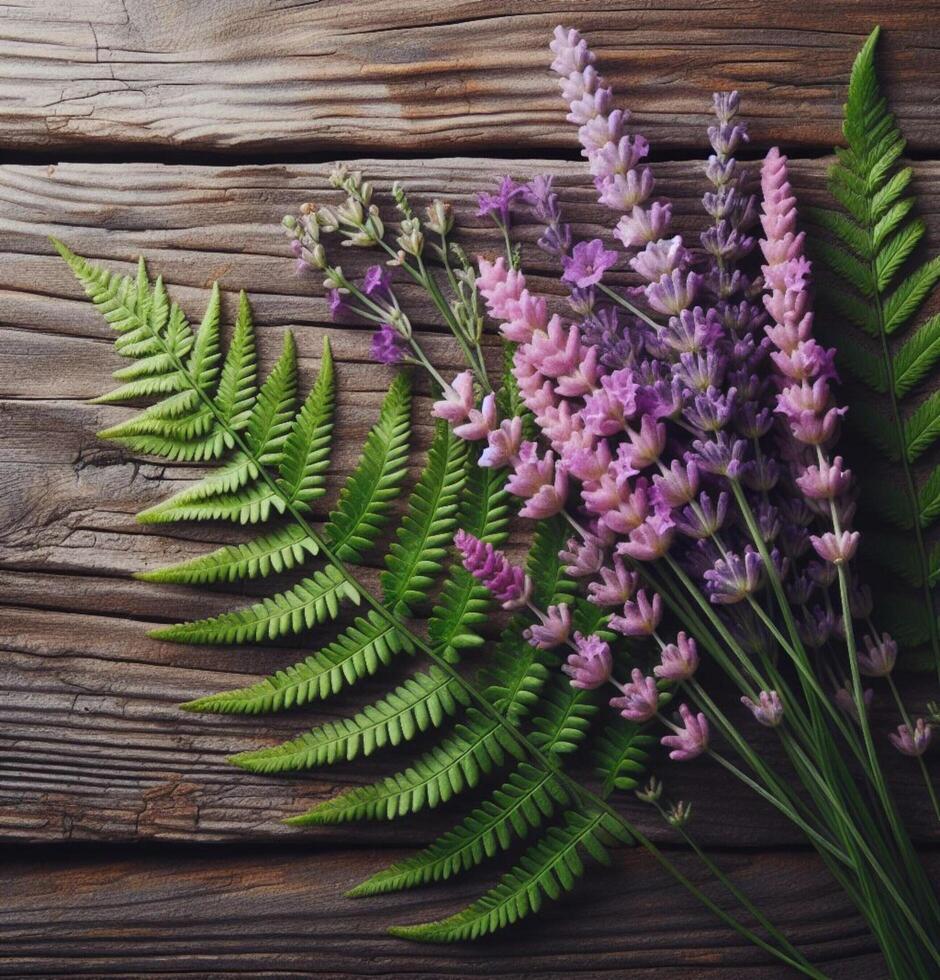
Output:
[[283, 812, 320, 827], [178, 698, 205, 712], [49, 236, 70, 257], [147, 624, 185, 641], [343, 882, 371, 899], [386, 924, 433, 941], [136, 506, 170, 525]]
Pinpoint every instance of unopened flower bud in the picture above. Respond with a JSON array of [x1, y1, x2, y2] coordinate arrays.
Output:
[[635, 777, 663, 804]]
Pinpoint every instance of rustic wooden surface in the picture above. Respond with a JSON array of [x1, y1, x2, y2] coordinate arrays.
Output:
[[2, 2, 939, 977]]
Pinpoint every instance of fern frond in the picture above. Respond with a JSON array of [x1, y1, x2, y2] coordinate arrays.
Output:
[[348, 763, 568, 897], [137, 524, 318, 585], [287, 711, 521, 824], [230, 666, 468, 773], [390, 810, 629, 941], [181, 610, 412, 713], [278, 337, 335, 508], [595, 720, 657, 795], [817, 27, 940, 675], [323, 373, 411, 561], [528, 676, 598, 756], [428, 464, 510, 664], [381, 420, 468, 616], [151, 565, 358, 644]]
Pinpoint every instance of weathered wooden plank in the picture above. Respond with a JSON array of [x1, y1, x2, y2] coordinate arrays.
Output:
[[1, 158, 938, 847], [1, 1, 938, 156], [2, 843, 932, 977]]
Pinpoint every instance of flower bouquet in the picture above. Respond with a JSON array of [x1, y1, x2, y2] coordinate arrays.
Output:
[[57, 22, 939, 978]]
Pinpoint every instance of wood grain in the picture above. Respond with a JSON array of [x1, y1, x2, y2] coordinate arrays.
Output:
[[1, 1, 939, 157], [1, 157, 938, 850], [3, 843, 935, 978]]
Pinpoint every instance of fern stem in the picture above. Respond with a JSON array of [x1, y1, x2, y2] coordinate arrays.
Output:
[[652, 805, 826, 979], [626, 826, 829, 980]]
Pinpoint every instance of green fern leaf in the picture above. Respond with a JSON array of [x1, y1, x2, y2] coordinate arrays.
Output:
[[882, 257, 940, 335], [390, 810, 629, 941], [874, 220, 925, 291], [428, 464, 510, 664], [287, 711, 521, 824], [595, 720, 657, 795], [381, 420, 468, 616], [903, 389, 940, 462], [528, 676, 598, 756], [348, 763, 568, 897], [894, 314, 940, 398], [137, 524, 318, 585], [212, 289, 257, 432], [229, 666, 468, 773], [182, 610, 412, 713], [918, 466, 940, 528], [278, 337, 335, 508], [324, 373, 411, 561], [151, 565, 358, 644]]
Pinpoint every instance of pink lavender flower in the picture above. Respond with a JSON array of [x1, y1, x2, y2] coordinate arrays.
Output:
[[525, 603, 572, 650], [561, 238, 619, 288], [796, 457, 852, 500], [741, 690, 784, 727], [454, 392, 498, 441], [654, 632, 699, 681], [810, 530, 859, 565], [611, 668, 659, 722], [479, 416, 524, 468], [609, 589, 663, 637], [560, 534, 606, 578], [454, 530, 532, 610], [370, 323, 406, 364], [615, 202, 672, 248], [858, 632, 898, 677], [563, 632, 613, 689], [617, 512, 675, 562], [587, 556, 638, 606], [476, 256, 525, 321], [889, 719, 933, 757], [661, 704, 709, 761], [432, 371, 475, 424], [505, 443, 570, 519]]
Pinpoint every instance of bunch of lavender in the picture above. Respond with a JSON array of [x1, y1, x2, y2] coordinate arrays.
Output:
[[282, 27, 939, 973]]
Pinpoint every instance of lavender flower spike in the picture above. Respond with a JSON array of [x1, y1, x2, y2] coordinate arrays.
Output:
[[611, 668, 659, 722], [454, 530, 532, 610]]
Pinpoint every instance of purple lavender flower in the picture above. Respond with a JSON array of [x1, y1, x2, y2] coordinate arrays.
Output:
[[523, 174, 573, 257], [362, 264, 392, 298], [809, 530, 859, 565], [609, 589, 663, 637], [560, 534, 606, 578], [858, 632, 898, 677], [611, 668, 659, 722], [889, 719, 933, 757], [654, 632, 699, 682], [525, 603, 572, 650], [454, 530, 532, 610], [370, 323, 407, 365], [704, 548, 763, 604], [561, 239, 619, 288], [328, 287, 349, 320], [563, 632, 613, 689], [661, 704, 709, 761], [587, 556, 638, 606], [477, 175, 525, 224], [741, 690, 784, 727]]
